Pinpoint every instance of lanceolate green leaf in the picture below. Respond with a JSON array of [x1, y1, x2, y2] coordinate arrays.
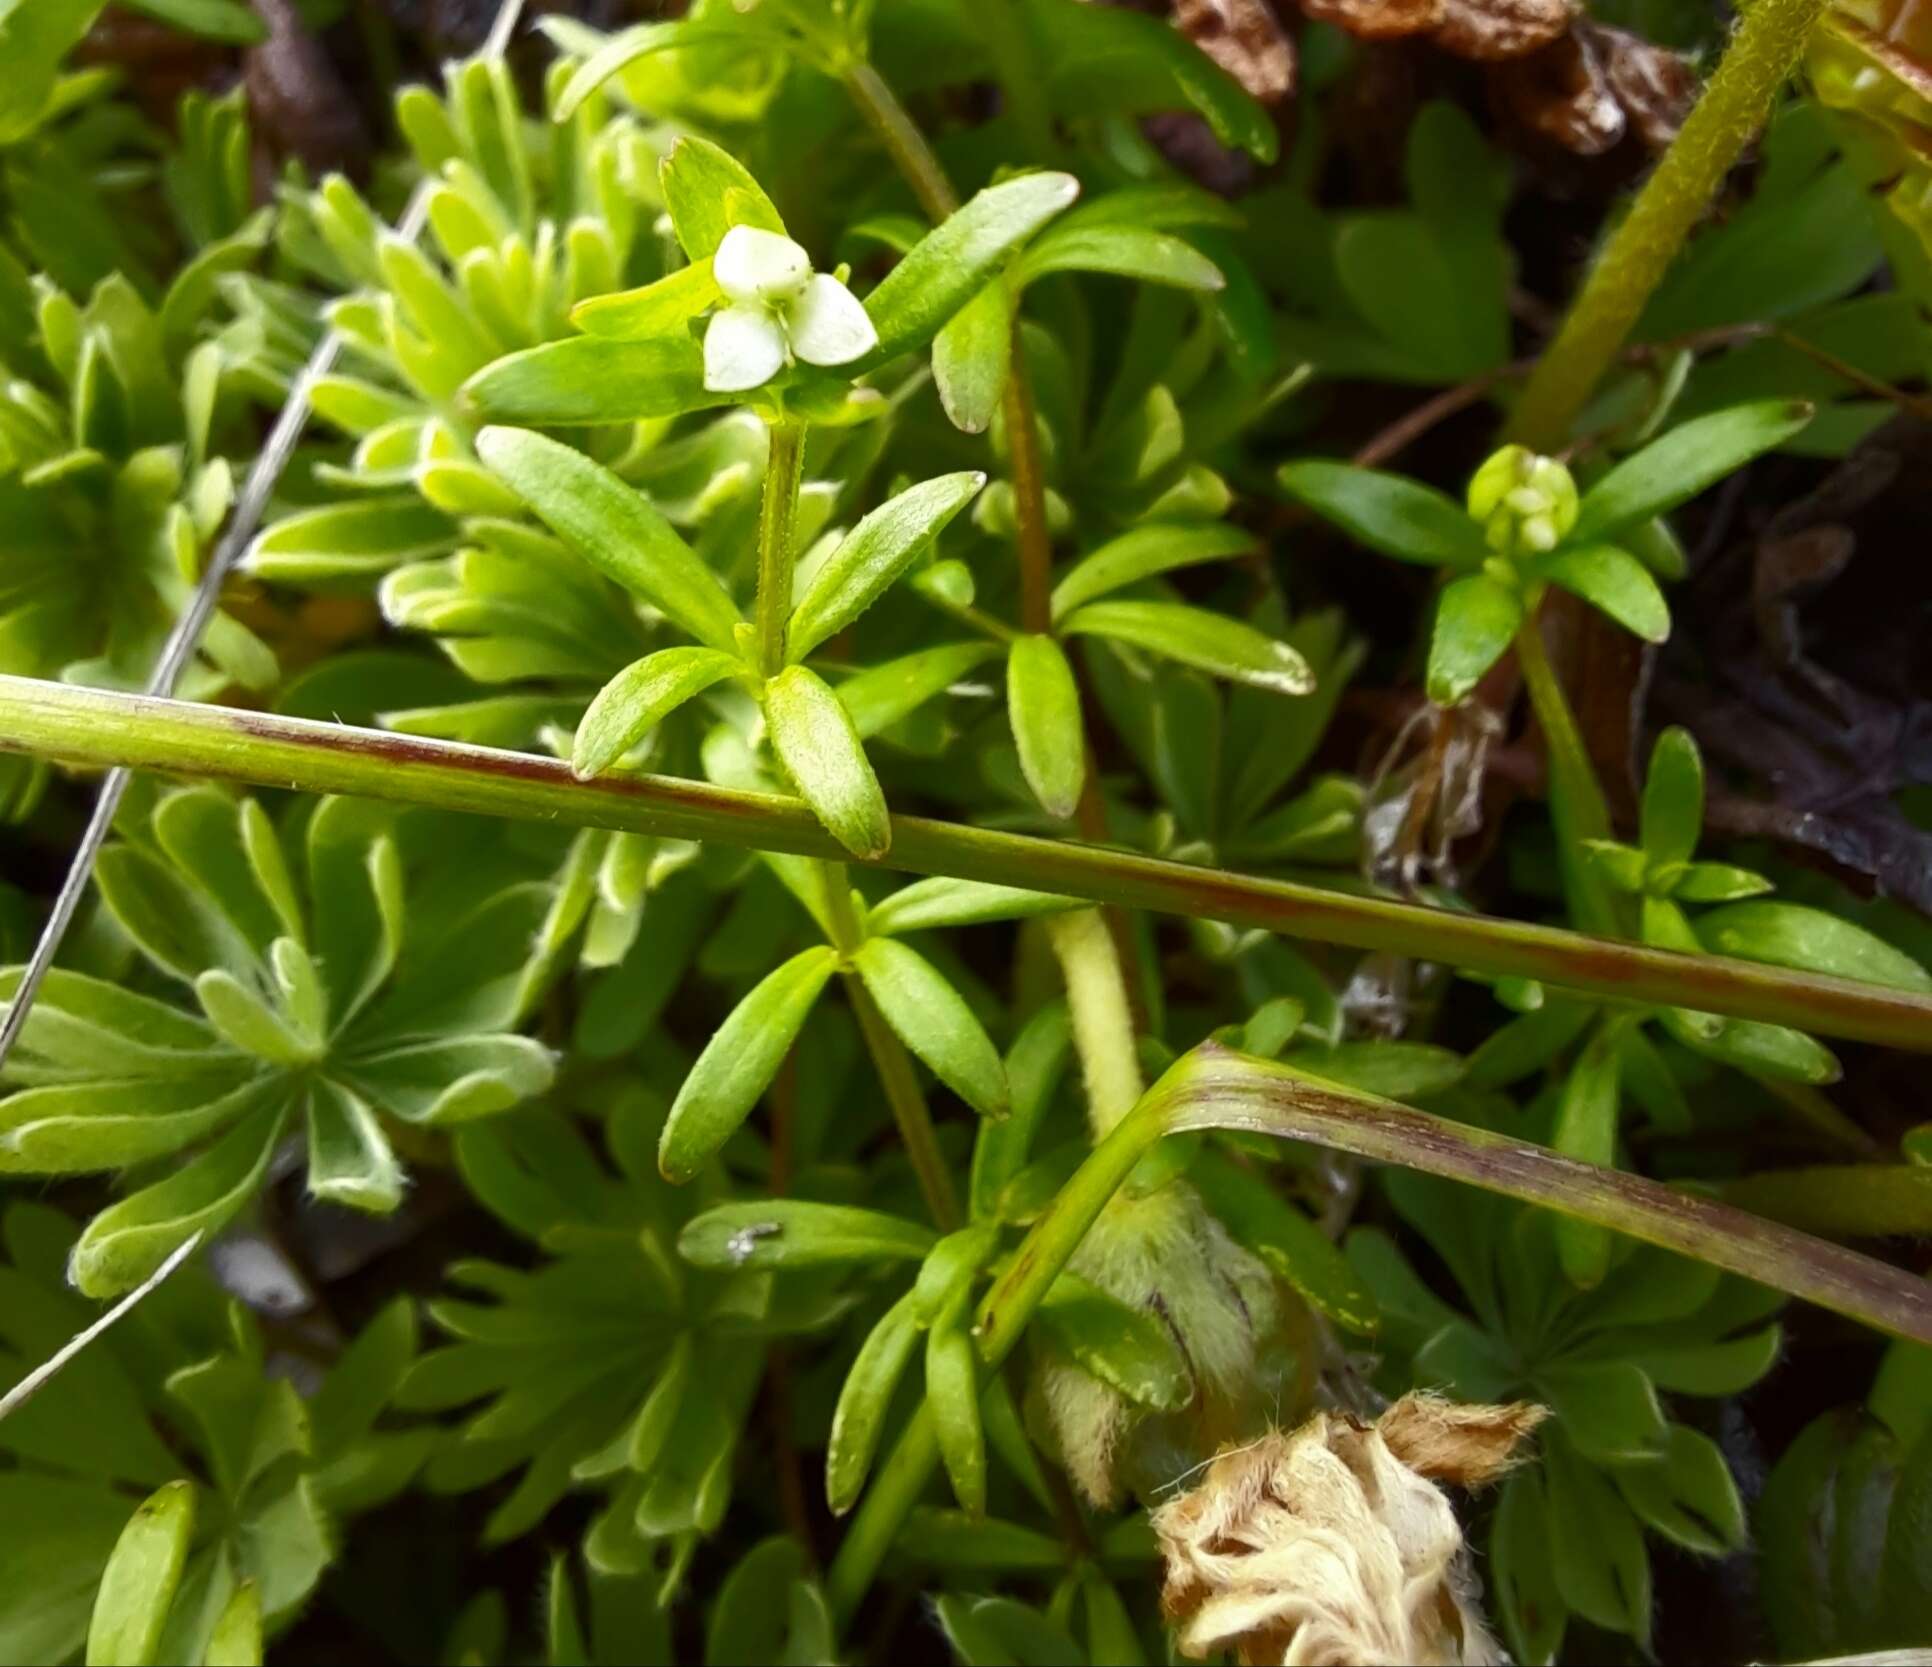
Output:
[[932, 281, 1012, 435], [1049, 522, 1254, 620], [85, 1481, 194, 1667], [1530, 545, 1671, 643], [572, 648, 745, 780], [658, 946, 839, 1182], [826, 1293, 922, 1516], [1014, 224, 1224, 293], [70, 1105, 287, 1297], [1573, 401, 1815, 540], [463, 337, 727, 425], [1427, 575, 1523, 706], [474, 428, 742, 654], [1062, 601, 1313, 695], [789, 473, 986, 659], [678, 1201, 936, 1269], [659, 135, 787, 260], [859, 173, 1081, 366], [1005, 634, 1085, 822], [570, 259, 721, 339], [765, 665, 893, 860], [851, 938, 1008, 1118], [1277, 460, 1490, 566]]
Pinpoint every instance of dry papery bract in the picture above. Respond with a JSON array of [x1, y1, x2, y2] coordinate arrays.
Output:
[[1154, 1393, 1547, 1667]]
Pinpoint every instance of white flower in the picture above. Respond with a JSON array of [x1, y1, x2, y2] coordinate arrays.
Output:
[[701, 224, 879, 393]]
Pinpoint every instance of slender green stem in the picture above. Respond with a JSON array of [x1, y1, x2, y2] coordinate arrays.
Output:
[[841, 60, 960, 219], [756, 421, 807, 678], [836, 48, 1140, 1109], [823, 868, 963, 1229], [755, 414, 961, 1230], [828, 1040, 1932, 1614], [1509, 0, 1831, 449], [10, 677, 1932, 1048], [1514, 607, 1624, 938]]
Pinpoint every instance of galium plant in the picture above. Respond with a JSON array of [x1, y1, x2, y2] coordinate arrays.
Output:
[[2, 0, 1932, 1663]]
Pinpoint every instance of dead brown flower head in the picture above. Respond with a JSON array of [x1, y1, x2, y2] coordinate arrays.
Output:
[[1153, 1393, 1547, 1667]]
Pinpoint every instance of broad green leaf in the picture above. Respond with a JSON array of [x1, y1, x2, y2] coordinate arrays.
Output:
[[1006, 633, 1085, 821], [1426, 573, 1522, 706], [1492, 1470, 1567, 1665], [85, 1481, 194, 1667], [1641, 727, 1704, 868], [658, 947, 837, 1182], [860, 173, 1081, 365], [193, 972, 314, 1066], [0, 1073, 272, 1175], [678, 1201, 935, 1270], [1034, 1273, 1190, 1410], [305, 1080, 404, 1214], [573, 647, 744, 779], [867, 878, 1079, 937], [826, 1292, 921, 1516], [1277, 460, 1489, 566], [1062, 600, 1313, 694], [463, 337, 726, 425], [1544, 1434, 1654, 1644], [659, 136, 786, 261], [765, 665, 893, 859], [852, 938, 1008, 1117], [1676, 1015, 1840, 1084], [1671, 861, 1773, 902], [1530, 544, 1670, 643], [1050, 522, 1253, 620], [1694, 901, 1932, 993], [1553, 1024, 1621, 1288], [789, 472, 986, 659], [70, 1104, 286, 1296], [932, 281, 1011, 435], [247, 498, 457, 585], [475, 427, 741, 653], [570, 259, 721, 339], [1574, 400, 1815, 539], [1537, 1361, 1666, 1463], [927, 1320, 986, 1517], [1617, 1423, 1745, 1554], [1015, 224, 1223, 292]]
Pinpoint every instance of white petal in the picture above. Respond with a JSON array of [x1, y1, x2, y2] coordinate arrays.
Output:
[[786, 274, 878, 368], [703, 305, 788, 392], [712, 224, 811, 304]]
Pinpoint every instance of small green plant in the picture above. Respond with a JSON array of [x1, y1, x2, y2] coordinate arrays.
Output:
[[1, 1, 1931, 1662]]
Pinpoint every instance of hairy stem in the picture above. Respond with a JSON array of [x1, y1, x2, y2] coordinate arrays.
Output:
[[755, 416, 961, 1230], [1509, 0, 1831, 449], [756, 420, 807, 678], [9, 679, 1932, 1047], [822, 869, 963, 1229], [1047, 909, 1144, 1138], [1513, 605, 1624, 937]]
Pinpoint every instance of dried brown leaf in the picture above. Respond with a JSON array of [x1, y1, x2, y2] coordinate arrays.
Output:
[[1176, 0, 1298, 103], [1434, 0, 1573, 61], [1300, 0, 1447, 43]]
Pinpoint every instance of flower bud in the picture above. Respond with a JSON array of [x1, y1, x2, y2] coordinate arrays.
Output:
[[1031, 1183, 1306, 1510], [1466, 445, 1577, 558]]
